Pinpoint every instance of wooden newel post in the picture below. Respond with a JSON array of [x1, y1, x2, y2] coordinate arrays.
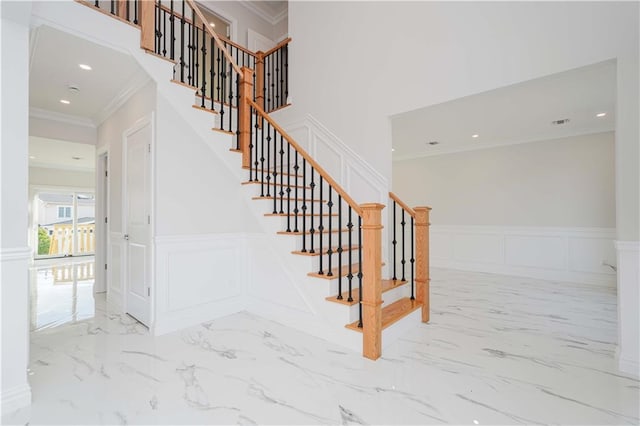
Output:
[[239, 66, 254, 168], [414, 206, 431, 322], [360, 203, 385, 360], [255, 51, 265, 112], [139, 0, 155, 52]]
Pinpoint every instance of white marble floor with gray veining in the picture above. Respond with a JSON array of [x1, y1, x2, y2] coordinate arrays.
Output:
[[10, 268, 640, 425]]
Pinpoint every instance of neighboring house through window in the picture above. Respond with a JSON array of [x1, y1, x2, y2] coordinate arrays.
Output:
[[57, 206, 71, 219]]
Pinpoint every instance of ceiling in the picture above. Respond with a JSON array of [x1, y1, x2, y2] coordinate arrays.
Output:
[[29, 25, 145, 122], [239, 0, 287, 24], [29, 136, 96, 171], [391, 60, 616, 160], [29, 25, 148, 171]]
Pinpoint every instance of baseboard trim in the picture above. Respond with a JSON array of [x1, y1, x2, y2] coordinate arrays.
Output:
[[1, 383, 31, 415], [616, 348, 640, 379]]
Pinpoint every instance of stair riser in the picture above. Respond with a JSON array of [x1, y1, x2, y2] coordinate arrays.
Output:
[[343, 284, 412, 322], [305, 252, 363, 274]]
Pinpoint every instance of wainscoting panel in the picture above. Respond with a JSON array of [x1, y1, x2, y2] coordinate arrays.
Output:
[[284, 115, 389, 206], [153, 234, 246, 335], [431, 225, 616, 286]]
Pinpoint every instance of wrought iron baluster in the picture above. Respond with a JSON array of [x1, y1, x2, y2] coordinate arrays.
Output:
[[279, 134, 284, 214], [293, 152, 299, 233], [347, 206, 353, 302], [410, 216, 415, 300], [286, 142, 291, 232], [318, 176, 324, 274], [209, 37, 215, 111], [301, 158, 307, 252], [179, 2, 185, 82], [309, 168, 315, 253], [272, 126, 278, 212], [401, 209, 406, 281], [392, 201, 397, 280], [265, 122, 271, 198], [337, 196, 343, 296], [169, 1, 175, 60], [228, 61, 233, 134], [162, 8, 167, 56], [275, 48, 280, 108], [200, 25, 206, 108], [260, 116, 265, 197], [357, 216, 363, 328]]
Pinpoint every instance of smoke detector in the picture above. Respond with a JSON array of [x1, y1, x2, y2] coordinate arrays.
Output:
[[551, 118, 570, 125]]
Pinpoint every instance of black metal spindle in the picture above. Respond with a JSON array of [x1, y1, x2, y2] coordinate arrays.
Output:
[[253, 115, 260, 182], [235, 74, 240, 149], [134, 0, 138, 24], [275, 49, 280, 108], [410, 216, 415, 300], [401, 210, 406, 281], [270, 51, 275, 110], [200, 25, 206, 108], [94, 0, 98, 7], [318, 176, 324, 274], [154, 2, 160, 54], [327, 188, 333, 277], [170, 1, 175, 60], [286, 142, 291, 232], [179, 2, 185, 82], [126, 0, 130, 22], [249, 106, 253, 181], [273, 131, 279, 214], [392, 201, 397, 281], [209, 37, 215, 111], [265, 122, 271, 198], [357, 216, 363, 328], [194, 20, 199, 87], [162, 8, 167, 56], [279, 134, 284, 214], [216, 45, 221, 108], [260, 116, 265, 197], [228, 58, 233, 134], [280, 45, 284, 108], [347, 206, 353, 302], [301, 158, 307, 252], [110, 0, 114, 15], [309, 168, 315, 253], [284, 44, 289, 104], [220, 52, 226, 130], [337, 196, 343, 297], [293, 152, 299, 233]]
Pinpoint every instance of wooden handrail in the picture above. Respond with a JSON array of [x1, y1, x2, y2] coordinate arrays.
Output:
[[156, 3, 257, 58], [264, 37, 292, 57], [248, 98, 363, 217], [389, 192, 416, 218], [185, 0, 242, 75]]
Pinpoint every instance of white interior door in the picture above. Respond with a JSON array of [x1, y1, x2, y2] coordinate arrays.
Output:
[[124, 121, 151, 326]]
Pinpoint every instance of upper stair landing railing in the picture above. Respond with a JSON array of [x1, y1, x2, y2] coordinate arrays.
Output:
[[84, 0, 140, 26]]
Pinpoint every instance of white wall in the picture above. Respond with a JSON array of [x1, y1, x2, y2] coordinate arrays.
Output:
[[29, 166, 95, 189], [393, 132, 615, 228], [1, 0, 32, 416]]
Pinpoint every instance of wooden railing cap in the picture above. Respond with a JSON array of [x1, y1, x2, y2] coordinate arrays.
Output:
[[360, 203, 386, 210]]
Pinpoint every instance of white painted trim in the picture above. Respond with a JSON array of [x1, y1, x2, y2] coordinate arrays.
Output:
[[430, 225, 617, 286], [614, 240, 639, 378], [0, 247, 31, 262], [28, 25, 40, 74], [616, 348, 640, 379], [94, 151, 109, 293], [29, 162, 95, 173], [0, 384, 32, 416], [393, 129, 616, 161], [614, 240, 640, 251], [95, 72, 151, 126], [29, 106, 95, 129]]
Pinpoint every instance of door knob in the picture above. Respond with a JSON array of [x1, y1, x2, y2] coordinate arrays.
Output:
[[124, 234, 129, 241]]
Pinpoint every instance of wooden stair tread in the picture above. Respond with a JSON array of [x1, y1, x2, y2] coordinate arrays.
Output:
[[308, 262, 385, 280], [292, 245, 359, 257], [171, 79, 198, 90], [212, 128, 236, 136], [277, 228, 349, 236], [326, 279, 407, 306], [146, 51, 177, 64], [252, 196, 327, 202], [345, 298, 421, 332], [192, 104, 218, 115], [264, 212, 338, 217]]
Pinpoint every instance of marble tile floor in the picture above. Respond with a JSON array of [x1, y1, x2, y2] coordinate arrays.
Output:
[[7, 268, 639, 425], [29, 256, 97, 332]]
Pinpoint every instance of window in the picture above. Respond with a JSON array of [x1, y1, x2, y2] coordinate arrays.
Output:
[[57, 206, 71, 219]]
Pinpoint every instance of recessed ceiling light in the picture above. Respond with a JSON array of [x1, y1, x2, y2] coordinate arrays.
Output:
[[427, 141, 439, 146], [79, 64, 92, 71], [472, 134, 479, 138], [391, 148, 395, 152], [60, 99, 70, 104], [596, 112, 607, 117], [29, 156, 36, 160], [210, 22, 216, 27]]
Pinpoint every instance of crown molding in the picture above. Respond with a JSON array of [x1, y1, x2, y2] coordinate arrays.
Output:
[[94, 71, 151, 126], [29, 107, 96, 128], [238, 1, 287, 26]]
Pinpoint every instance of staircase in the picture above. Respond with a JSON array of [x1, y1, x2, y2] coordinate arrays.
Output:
[[77, 0, 432, 360]]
